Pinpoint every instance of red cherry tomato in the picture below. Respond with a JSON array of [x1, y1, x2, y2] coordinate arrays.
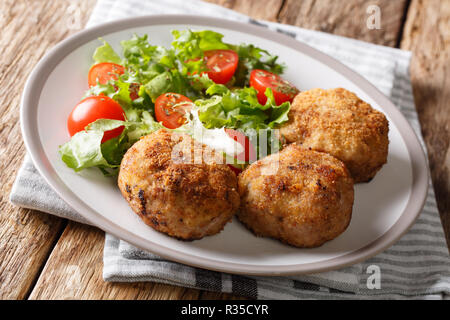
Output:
[[88, 62, 125, 87], [249, 69, 299, 105], [129, 82, 140, 101], [204, 50, 239, 84], [225, 129, 257, 175], [67, 96, 125, 143], [154, 93, 193, 129]]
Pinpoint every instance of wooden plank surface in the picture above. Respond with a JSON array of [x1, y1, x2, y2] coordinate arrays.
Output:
[[0, 0, 94, 299], [278, 0, 409, 47], [29, 222, 193, 299], [400, 0, 450, 247], [204, 0, 284, 21], [28, 222, 243, 299], [1, 0, 448, 300]]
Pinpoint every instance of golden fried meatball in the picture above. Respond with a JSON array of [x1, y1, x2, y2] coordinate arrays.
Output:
[[238, 144, 354, 248], [118, 129, 240, 240], [280, 88, 389, 182]]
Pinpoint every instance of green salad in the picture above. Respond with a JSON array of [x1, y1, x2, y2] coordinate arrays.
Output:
[[60, 29, 300, 175]]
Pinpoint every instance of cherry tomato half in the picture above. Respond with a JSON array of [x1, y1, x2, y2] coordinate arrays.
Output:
[[225, 128, 257, 175], [129, 82, 140, 101], [88, 62, 125, 87], [249, 69, 299, 105], [67, 96, 125, 143], [155, 93, 193, 129], [204, 50, 239, 84]]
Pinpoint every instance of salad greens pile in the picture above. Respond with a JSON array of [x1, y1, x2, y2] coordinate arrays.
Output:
[[59, 30, 290, 174]]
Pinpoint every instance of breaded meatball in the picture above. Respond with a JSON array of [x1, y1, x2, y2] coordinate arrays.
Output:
[[238, 144, 354, 248], [280, 88, 389, 182], [118, 129, 240, 240]]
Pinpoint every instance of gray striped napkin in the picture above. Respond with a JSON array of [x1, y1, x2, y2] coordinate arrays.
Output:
[[11, 0, 450, 299]]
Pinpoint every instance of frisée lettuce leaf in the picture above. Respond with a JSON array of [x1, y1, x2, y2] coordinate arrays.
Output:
[[59, 113, 163, 174], [195, 84, 290, 130], [92, 39, 122, 64]]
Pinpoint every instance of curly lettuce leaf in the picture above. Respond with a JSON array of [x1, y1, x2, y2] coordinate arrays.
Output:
[[172, 29, 229, 57], [143, 70, 195, 102], [59, 119, 125, 172], [264, 88, 291, 127], [229, 43, 284, 86], [92, 39, 122, 64], [196, 84, 290, 130], [84, 74, 153, 117], [171, 30, 229, 76], [59, 113, 163, 174], [126, 110, 164, 141]]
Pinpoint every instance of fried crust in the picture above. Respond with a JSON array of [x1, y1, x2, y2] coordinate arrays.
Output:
[[118, 129, 240, 240], [280, 88, 389, 182], [238, 144, 354, 248]]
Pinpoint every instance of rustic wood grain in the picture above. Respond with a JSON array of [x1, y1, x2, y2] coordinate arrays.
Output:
[[0, 0, 94, 299], [3, 0, 449, 301], [28, 222, 246, 300], [204, 0, 284, 21], [278, 0, 409, 47], [400, 0, 450, 247]]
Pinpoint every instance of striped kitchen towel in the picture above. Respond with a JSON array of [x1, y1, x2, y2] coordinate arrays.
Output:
[[11, 0, 450, 299]]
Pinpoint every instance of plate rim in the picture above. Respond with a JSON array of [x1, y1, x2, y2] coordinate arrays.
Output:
[[20, 14, 429, 276]]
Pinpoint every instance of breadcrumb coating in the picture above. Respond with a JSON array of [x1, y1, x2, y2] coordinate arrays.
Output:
[[118, 129, 240, 240], [280, 88, 389, 182], [238, 144, 354, 248]]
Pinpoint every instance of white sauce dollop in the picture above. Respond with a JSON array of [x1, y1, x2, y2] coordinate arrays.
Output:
[[181, 108, 244, 157]]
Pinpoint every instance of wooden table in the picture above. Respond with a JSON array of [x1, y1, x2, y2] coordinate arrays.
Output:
[[0, 0, 448, 299]]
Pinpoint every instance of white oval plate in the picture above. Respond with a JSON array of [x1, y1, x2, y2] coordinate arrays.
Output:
[[21, 15, 428, 276]]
